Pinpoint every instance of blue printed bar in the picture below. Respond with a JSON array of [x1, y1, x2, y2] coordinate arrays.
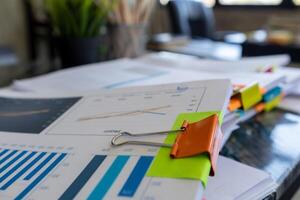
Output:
[[119, 156, 153, 197], [15, 153, 67, 200], [59, 155, 106, 200], [0, 151, 27, 173], [0, 150, 18, 165], [0, 149, 9, 157], [0, 152, 36, 183], [1, 152, 46, 190], [87, 155, 129, 200], [24, 152, 56, 180]]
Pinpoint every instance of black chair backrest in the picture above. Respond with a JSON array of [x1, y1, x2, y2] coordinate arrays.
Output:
[[168, 0, 215, 38]]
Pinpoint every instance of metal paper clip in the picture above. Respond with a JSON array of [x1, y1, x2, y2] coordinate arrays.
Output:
[[111, 125, 187, 148]]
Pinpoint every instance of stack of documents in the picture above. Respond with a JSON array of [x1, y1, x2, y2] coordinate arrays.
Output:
[[136, 52, 300, 145], [7, 55, 291, 147], [0, 80, 232, 199], [2, 52, 299, 199], [204, 156, 277, 200], [0, 61, 269, 149]]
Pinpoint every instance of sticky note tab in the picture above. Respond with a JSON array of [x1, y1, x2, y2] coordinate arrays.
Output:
[[263, 87, 282, 102], [264, 95, 282, 112], [228, 97, 242, 112], [147, 111, 220, 187], [240, 83, 262, 110]]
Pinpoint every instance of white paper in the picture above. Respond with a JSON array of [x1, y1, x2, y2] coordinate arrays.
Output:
[[126, 70, 285, 92], [204, 156, 276, 200], [11, 55, 286, 96], [45, 80, 232, 137], [12, 59, 168, 93], [138, 52, 290, 72], [0, 133, 204, 200], [139, 52, 298, 89], [0, 80, 232, 200]]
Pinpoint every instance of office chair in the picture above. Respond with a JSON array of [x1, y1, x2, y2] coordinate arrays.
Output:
[[168, 0, 215, 39], [149, 0, 243, 60]]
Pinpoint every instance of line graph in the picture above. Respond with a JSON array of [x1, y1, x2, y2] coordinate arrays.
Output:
[[78, 105, 171, 121], [0, 109, 50, 117], [47, 84, 206, 136]]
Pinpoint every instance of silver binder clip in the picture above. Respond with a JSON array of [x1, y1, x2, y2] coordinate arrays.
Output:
[[111, 128, 186, 148]]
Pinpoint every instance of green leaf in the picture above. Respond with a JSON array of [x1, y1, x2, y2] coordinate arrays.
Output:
[[45, 0, 116, 37]]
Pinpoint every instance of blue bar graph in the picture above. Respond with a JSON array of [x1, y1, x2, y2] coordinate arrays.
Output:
[[87, 155, 129, 200], [0, 150, 18, 165], [24, 152, 56, 180], [119, 156, 153, 197], [0, 151, 27, 173], [59, 155, 106, 200], [1, 152, 46, 190], [0, 150, 153, 199], [0, 149, 9, 157], [15, 153, 67, 200], [0, 152, 36, 183]]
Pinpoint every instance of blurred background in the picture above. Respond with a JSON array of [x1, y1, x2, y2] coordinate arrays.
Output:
[[1, 0, 300, 85]]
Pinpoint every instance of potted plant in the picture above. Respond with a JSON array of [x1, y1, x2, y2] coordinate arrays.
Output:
[[45, 0, 117, 68]]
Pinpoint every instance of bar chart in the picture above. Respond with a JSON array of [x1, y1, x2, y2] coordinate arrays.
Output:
[[0, 146, 201, 200], [60, 155, 154, 199], [0, 147, 67, 200]]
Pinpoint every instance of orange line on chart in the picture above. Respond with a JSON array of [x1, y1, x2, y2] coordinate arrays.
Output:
[[0, 109, 50, 117], [78, 105, 171, 121]]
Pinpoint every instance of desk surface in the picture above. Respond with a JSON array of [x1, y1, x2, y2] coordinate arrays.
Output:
[[221, 108, 300, 199]]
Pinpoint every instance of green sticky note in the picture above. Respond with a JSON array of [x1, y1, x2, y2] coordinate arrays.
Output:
[[264, 95, 281, 112], [240, 83, 262, 110], [147, 111, 220, 187]]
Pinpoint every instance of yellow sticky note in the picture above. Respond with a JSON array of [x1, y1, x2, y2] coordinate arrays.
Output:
[[147, 111, 220, 187], [240, 83, 262, 110], [264, 95, 282, 112]]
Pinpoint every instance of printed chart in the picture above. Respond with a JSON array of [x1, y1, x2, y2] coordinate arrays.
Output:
[[0, 144, 70, 200], [48, 85, 206, 136], [0, 143, 201, 200], [60, 155, 153, 199], [78, 105, 171, 121], [0, 97, 80, 134], [59, 154, 200, 200]]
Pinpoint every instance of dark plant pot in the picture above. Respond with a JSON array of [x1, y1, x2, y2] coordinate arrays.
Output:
[[55, 36, 106, 68]]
